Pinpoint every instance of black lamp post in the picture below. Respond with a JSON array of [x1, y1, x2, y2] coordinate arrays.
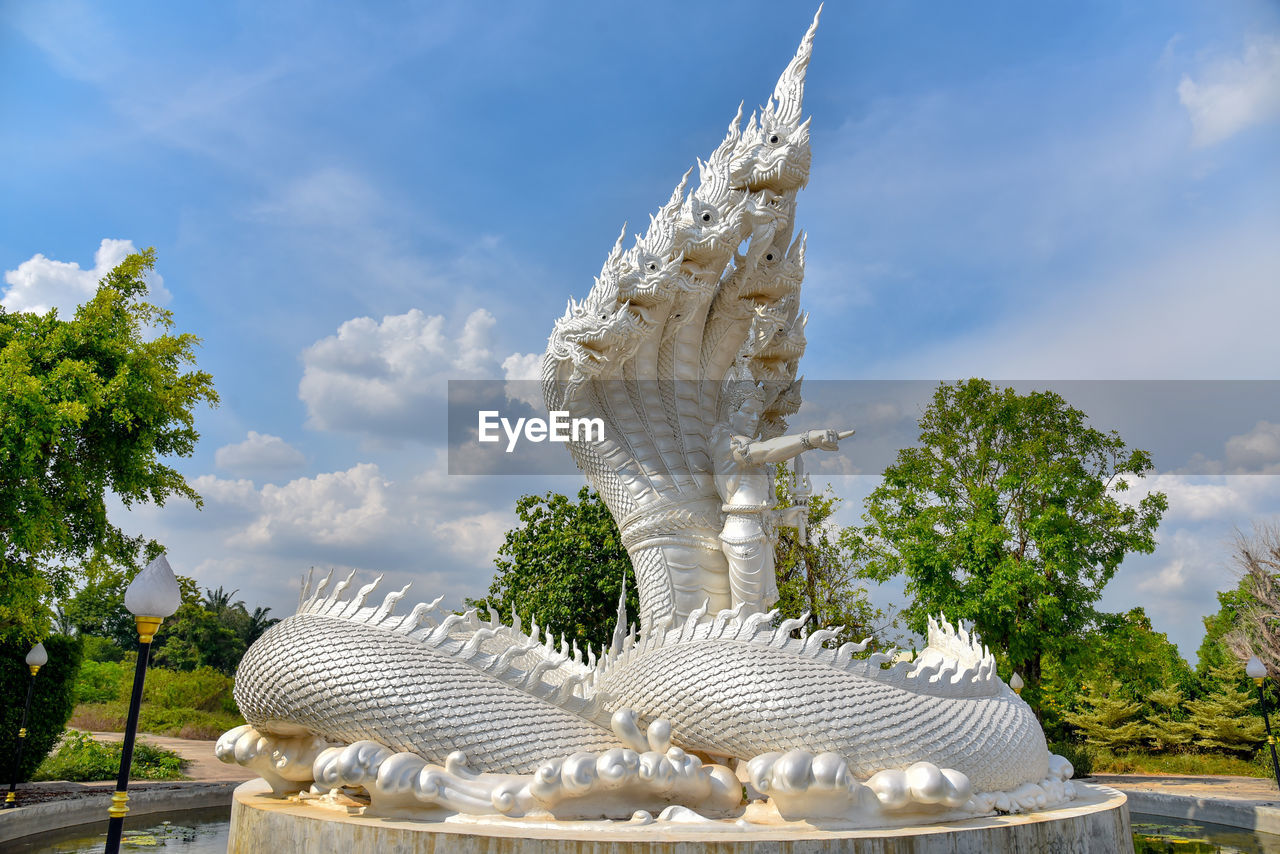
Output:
[[103, 555, 181, 854], [4, 643, 48, 809], [1247, 655, 1280, 791]]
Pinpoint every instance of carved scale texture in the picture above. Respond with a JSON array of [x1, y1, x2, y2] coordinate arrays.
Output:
[[236, 576, 1049, 793], [595, 639, 1044, 793]]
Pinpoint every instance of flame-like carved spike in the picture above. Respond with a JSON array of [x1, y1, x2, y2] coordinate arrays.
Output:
[[309, 568, 335, 605], [328, 569, 358, 606], [373, 583, 412, 623], [298, 568, 316, 609], [523, 659, 560, 689], [461, 627, 498, 656], [765, 5, 821, 130]]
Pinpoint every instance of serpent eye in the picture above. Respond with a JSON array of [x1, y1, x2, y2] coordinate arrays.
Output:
[[768, 132, 781, 145], [645, 260, 659, 272], [764, 252, 776, 263], [701, 211, 713, 223]]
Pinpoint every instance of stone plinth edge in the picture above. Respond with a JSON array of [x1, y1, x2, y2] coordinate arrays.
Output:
[[229, 779, 1133, 853]]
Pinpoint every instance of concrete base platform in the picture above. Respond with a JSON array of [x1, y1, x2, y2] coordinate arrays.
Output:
[[229, 779, 1133, 853]]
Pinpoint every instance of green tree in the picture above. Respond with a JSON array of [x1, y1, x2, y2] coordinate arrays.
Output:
[[1062, 678, 1147, 753], [1174, 663, 1265, 757], [0, 248, 218, 644], [1040, 608, 1194, 742], [1197, 582, 1254, 680], [772, 465, 891, 649], [468, 487, 638, 651], [848, 379, 1167, 714], [1144, 686, 1192, 753]]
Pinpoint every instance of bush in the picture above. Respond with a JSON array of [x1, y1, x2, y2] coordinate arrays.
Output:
[[0, 635, 84, 781], [75, 659, 131, 704], [81, 635, 125, 663], [143, 666, 236, 714], [1048, 741, 1093, 778], [32, 730, 186, 782]]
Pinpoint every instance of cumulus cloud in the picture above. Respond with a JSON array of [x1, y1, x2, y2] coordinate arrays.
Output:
[[178, 461, 517, 571], [502, 351, 544, 410], [214, 431, 306, 476], [1179, 36, 1280, 148], [247, 464, 392, 548], [299, 308, 503, 438], [1, 238, 171, 316], [1180, 421, 1280, 475], [1224, 421, 1280, 474]]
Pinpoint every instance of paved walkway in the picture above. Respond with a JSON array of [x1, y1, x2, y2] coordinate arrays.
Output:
[[83, 730, 255, 783], [1090, 773, 1280, 805]]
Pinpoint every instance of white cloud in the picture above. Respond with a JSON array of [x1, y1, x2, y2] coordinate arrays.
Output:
[[1225, 421, 1280, 474], [247, 464, 392, 548], [502, 351, 544, 410], [1121, 474, 1280, 524], [299, 308, 500, 438], [1, 238, 171, 316], [214, 431, 306, 475], [1178, 36, 1280, 148]]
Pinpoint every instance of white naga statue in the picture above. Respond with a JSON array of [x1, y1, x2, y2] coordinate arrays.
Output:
[[221, 9, 1075, 827]]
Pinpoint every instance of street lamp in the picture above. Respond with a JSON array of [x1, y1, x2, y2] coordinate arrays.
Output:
[[4, 643, 48, 809], [1247, 655, 1280, 791], [104, 555, 181, 854]]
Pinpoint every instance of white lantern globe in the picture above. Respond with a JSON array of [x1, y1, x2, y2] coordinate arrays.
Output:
[[1247, 655, 1268, 680], [124, 555, 183, 619], [25, 642, 48, 668]]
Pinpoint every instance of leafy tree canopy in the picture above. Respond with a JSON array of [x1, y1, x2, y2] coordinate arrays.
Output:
[[848, 378, 1167, 711], [0, 248, 218, 643], [772, 465, 893, 649], [468, 487, 637, 652], [62, 569, 277, 675]]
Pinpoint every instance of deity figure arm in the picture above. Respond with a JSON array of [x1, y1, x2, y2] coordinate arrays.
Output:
[[734, 427, 852, 465]]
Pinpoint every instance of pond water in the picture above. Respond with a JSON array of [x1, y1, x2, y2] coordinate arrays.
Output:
[[7, 806, 1280, 853], [1133, 812, 1280, 854], [0, 807, 230, 854]]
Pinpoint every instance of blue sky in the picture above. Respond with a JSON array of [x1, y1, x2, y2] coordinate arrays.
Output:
[[3, 1, 1279, 659]]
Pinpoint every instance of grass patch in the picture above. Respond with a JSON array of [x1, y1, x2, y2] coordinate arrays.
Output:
[[69, 661, 243, 740], [69, 702, 243, 740], [32, 730, 187, 782], [1088, 748, 1274, 778]]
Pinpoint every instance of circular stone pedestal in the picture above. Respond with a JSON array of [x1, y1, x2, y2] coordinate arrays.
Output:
[[228, 779, 1133, 853]]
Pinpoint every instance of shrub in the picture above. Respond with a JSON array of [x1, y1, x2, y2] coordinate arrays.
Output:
[[81, 635, 125, 663], [75, 659, 131, 704], [143, 665, 235, 713], [1047, 741, 1093, 778], [32, 730, 187, 782], [0, 635, 84, 781]]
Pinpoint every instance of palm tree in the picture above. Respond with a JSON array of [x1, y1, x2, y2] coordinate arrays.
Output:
[[244, 606, 279, 646], [203, 586, 242, 616]]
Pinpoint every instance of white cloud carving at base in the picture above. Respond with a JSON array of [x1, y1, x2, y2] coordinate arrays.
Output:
[[1179, 36, 1280, 148], [2, 238, 171, 316]]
